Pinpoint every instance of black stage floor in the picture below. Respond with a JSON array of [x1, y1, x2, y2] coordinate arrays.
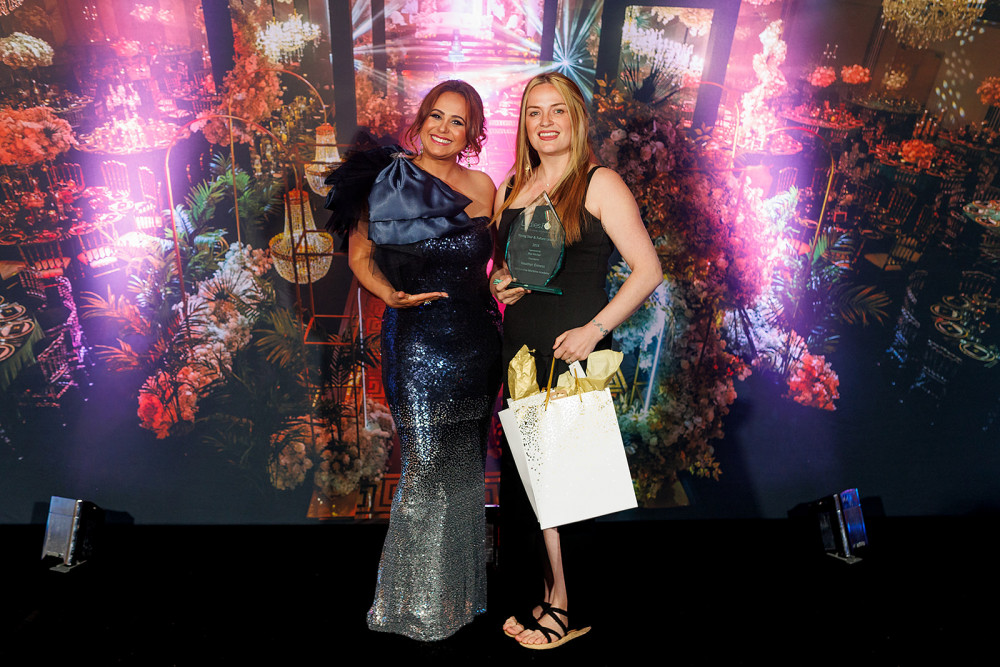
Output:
[[2, 516, 996, 665]]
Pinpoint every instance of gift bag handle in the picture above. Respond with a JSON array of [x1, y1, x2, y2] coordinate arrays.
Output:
[[542, 357, 584, 410], [543, 356, 557, 410]]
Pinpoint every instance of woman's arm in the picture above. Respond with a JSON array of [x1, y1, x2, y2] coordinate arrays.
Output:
[[551, 168, 662, 363], [348, 218, 449, 308], [489, 179, 529, 305]]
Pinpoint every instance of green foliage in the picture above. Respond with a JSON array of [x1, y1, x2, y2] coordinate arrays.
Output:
[[769, 229, 890, 357], [209, 153, 282, 241]]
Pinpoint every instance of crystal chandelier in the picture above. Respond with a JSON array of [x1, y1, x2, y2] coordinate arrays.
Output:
[[257, 11, 322, 63], [269, 189, 334, 283], [0, 0, 25, 17], [882, 0, 986, 49], [305, 123, 341, 197]]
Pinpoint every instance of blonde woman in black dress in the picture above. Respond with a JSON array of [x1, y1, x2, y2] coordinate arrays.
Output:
[[491, 72, 661, 648]]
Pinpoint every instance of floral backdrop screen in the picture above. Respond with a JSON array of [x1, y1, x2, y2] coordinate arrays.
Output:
[[3, 0, 1000, 524]]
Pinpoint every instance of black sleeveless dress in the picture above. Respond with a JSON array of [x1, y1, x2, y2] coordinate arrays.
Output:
[[496, 167, 613, 618], [364, 156, 503, 640], [497, 167, 613, 395]]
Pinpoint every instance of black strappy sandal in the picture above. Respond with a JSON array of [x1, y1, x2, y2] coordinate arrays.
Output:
[[503, 601, 550, 638], [519, 606, 591, 650]]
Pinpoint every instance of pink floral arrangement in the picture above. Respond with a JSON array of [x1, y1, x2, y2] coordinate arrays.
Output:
[[899, 138, 936, 164], [977, 76, 1000, 107], [130, 5, 174, 23], [675, 8, 714, 37], [130, 4, 154, 21], [268, 419, 324, 490], [883, 68, 908, 91], [807, 66, 836, 88], [741, 21, 788, 150], [0, 32, 54, 69], [355, 74, 403, 140], [0, 106, 77, 166], [195, 4, 281, 145], [840, 64, 871, 85], [314, 399, 394, 496], [110, 38, 141, 58], [136, 243, 273, 438], [785, 352, 840, 410]]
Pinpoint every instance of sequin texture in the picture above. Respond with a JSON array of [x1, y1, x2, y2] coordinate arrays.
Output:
[[367, 220, 502, 641]]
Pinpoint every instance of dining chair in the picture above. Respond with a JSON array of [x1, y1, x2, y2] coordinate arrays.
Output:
[[883, 187, 917, 227], [773, 167, 797, 195], [76, 222, 121, 278], [191, 97, 215, 114], [959, 270, 996, 298], [18, 266, 46, 305], [978, 231, 1000, 261], [49, 163, 86, 192], [908, 268, 929, 289], [809, 166, 829, 194], [132, 201, 162, 233], [911, 206, 942, 243], [909, 339, 963, 409], [19, 239, 71, 280], [853, 183, 881, 225], [941, 210, 968, 250], [17, 334, 77, 411], [975, 184, 1000, 201], [137, 166, 160, 207], [863, 233, 922, 271], [903, 270, 929, 309], [101, 160, 131, 196], [49, 276, 87, 370], [885, 306, 923, 378]]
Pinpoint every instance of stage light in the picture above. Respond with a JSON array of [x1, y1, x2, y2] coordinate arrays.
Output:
[[40, 496, 104, 572], [790, 488, 868, 563]]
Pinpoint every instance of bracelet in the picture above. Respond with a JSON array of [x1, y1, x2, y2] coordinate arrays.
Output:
[[591, 319, 609, 337]]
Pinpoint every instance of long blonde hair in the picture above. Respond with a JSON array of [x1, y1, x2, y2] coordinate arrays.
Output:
[[494, 72, 595, 244]]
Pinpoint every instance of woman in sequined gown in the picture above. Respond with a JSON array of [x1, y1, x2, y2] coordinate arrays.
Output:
[[342, 81, 501, 641], [490, 73, 662, 648]]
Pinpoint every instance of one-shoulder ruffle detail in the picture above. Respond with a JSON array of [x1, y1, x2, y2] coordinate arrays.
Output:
[[368, 156, 475, 246], [323, 144, 397, 237]]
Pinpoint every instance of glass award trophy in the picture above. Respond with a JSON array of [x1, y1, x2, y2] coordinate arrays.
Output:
[[505, 192, 565, 295]]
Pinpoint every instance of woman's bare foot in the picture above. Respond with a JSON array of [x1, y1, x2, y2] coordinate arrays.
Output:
[[502, 602, 548, 637], [515, 600, 566, 645], [516, 605, 590, 648]]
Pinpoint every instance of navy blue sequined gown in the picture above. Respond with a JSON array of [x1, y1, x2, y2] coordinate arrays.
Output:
[[366, 156, 502, 641]]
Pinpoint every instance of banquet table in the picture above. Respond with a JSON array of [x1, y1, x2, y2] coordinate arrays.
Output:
[[874, 149, 968, 195], [780, 109, 863, 143], [961, 200, 1000, 234], [76, 117, 180, 155], [0, 301, 43, 394], [928, 294, 999, 366], [849, 98, 922, 138]]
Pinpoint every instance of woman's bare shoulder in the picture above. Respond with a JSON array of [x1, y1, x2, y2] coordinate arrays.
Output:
[[461, 166, 497, 202]]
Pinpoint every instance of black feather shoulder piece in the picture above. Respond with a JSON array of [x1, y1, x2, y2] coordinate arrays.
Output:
[[323, 142, 405, 236]]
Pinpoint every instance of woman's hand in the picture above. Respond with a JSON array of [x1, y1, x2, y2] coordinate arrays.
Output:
[[552, 322, 606, 365], [490, 266, 529, 305], [385, 290, 449, 308]]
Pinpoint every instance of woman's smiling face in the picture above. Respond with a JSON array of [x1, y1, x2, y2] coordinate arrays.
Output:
[[418, 91, 469, 161], [524, 83, 572, 158]]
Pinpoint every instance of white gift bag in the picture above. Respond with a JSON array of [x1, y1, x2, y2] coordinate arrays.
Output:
[[499, 387, 637, 529]]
